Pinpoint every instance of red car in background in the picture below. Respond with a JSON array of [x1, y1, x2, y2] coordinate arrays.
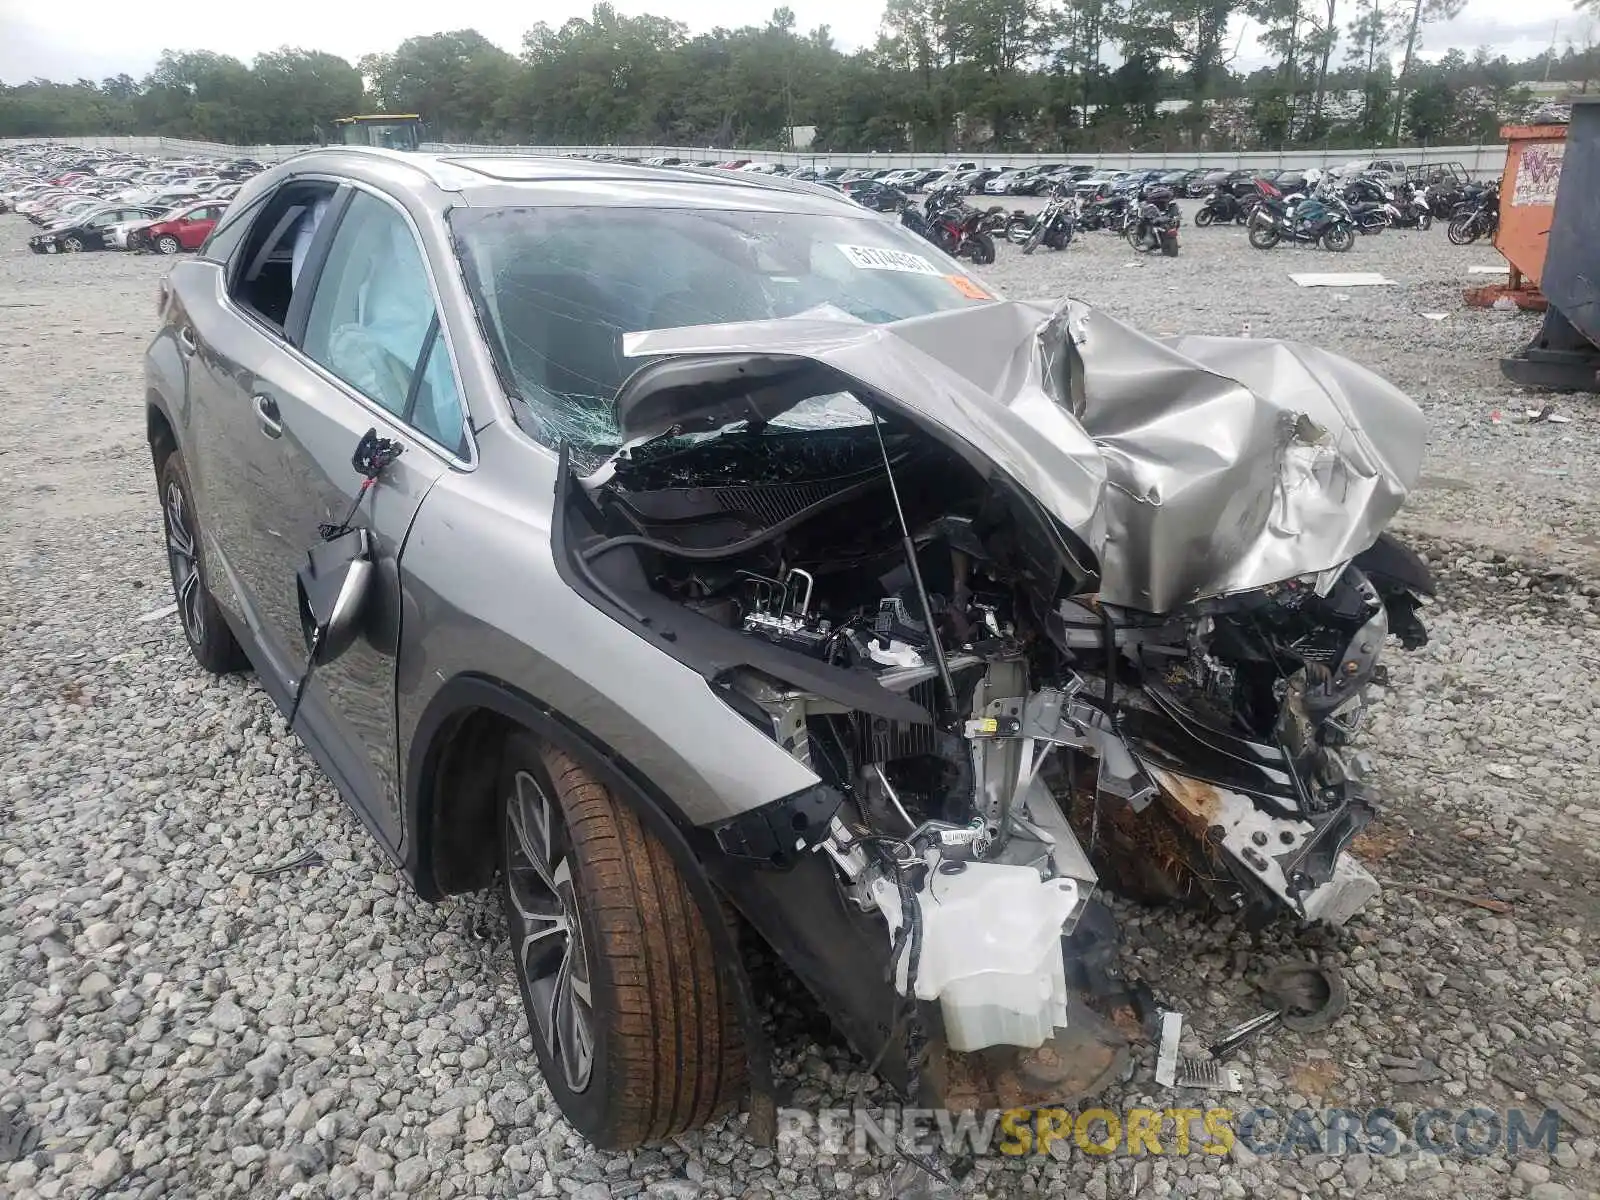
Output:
[[129, 202, 227, 255]]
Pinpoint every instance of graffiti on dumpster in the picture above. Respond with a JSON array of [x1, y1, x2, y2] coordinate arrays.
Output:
[[1513, 143, 1565, 206]]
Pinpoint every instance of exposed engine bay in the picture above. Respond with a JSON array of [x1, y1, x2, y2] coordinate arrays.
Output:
[[555, 300, 1433, 1103]]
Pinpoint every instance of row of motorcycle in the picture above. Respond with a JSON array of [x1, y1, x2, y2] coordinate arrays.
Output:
[[1196, 174, 1502, 253], [883, 171, 1501, 262], [895, 180, 1182, 261]]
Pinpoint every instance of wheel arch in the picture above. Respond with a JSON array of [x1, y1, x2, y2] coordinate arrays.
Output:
[[404, 673, 703, 902], [404, 672, 775, 1125], [147, 390, 178, 472]]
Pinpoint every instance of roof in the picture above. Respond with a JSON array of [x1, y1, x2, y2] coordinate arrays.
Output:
[[240, 147, 867, 217]]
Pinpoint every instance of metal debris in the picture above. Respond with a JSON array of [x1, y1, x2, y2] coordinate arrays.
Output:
[[244, 849, 326, 878], [1154, 1010, 1182, 1087], [1173, 1057, 1243, 1092], [1209, 1009, 1285, 1060]]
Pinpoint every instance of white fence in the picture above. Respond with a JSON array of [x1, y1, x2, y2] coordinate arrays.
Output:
[[2, 134, 1510, 176]]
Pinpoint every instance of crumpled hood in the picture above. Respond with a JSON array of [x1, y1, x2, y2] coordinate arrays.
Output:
[[619, 297, 1425, 613]]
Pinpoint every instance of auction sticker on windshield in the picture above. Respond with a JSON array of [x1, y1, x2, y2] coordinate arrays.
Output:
[[836, 244, 943, 275]]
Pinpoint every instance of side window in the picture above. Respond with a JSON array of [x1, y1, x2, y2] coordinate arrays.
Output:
[[300, 191, 465, 454], [229, 180, 340, 330]]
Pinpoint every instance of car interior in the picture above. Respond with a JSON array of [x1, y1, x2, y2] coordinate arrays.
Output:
[[230, 181, 340, 329]]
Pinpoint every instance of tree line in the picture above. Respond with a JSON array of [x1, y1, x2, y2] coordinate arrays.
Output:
[[3, 2, 1597, 153]]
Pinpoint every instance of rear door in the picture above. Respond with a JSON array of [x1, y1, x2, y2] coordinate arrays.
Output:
[[240, 185, 466, 846]]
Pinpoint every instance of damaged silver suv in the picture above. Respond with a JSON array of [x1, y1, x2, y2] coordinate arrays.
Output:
[[146, 148, 1435, 1148]]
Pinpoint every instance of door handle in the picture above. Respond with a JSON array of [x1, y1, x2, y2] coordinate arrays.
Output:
[[176, 326, 196, 355], [253, 393, 283, 438]]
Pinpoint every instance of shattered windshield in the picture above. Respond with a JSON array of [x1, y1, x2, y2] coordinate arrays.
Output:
[[449, 204, 996, 455]]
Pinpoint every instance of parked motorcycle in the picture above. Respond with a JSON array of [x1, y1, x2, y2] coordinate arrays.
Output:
[[1389, 181, 1434, 230], [1429, 179, 1491, 219], [1447, 183, 1500, 245], [1078, 192, 1130, 233], [1249, 193, 1356, 252], [1194, 184, 1249, 226], [1009, 185, 1079, 253], [903, 184, 998, 264], [1126, 188, 1180, 256]]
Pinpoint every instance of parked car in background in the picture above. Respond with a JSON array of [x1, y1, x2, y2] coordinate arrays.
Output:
[[1003, 164, 1065, 194], [130, 202, 228, 254], [29, 195, 102, 225], [29, 204, 166, 253], [104, 206, 168, 249], [982, 169, 1022, 194], [1338, 157, 1407, 182]]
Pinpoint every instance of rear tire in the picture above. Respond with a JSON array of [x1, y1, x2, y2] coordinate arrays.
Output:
[[1447, 215, 1478, 246], [966, 231, 996, 264], [499, 734, 747, 1149], [1248, 222, 1280, 250], [158, 452, 248, 674]]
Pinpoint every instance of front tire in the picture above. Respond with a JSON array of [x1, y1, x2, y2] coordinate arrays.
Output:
[[61, 236, 84, 253], [1447, 215, 1479, 245], [1322, 223, 1356, 253], [1194, 206, 1215, 227], [156, 234, 182, 255], [159, 452, 247, 674], [499, 735, 747, 1149]]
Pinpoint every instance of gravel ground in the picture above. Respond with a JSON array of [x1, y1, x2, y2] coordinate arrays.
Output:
[[2, 208, 1598, 1200]]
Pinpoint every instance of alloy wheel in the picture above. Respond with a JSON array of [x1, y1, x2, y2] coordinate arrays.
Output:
[[505, 768, 596, 1093], [164, 479, 205, 644]]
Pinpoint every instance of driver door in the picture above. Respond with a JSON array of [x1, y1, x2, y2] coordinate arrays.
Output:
[[242, 187, 465, 848]]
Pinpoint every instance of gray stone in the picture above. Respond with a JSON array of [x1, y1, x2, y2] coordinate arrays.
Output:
[[207, 998, 245, 1033], [395, 1157, 431, 1191], [426, 1109, 463, 1144], [356, 1144, 394, 1176], [83, 922, 122, 950], [285, 1097, 317, 1133], [85, 1148, 126, 1189]]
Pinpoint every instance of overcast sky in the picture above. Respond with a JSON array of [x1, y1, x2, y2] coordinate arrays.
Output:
[[0, 0, 1590, 85]]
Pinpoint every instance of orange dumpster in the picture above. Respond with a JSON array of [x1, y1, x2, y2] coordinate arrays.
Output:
[[1472, 123, 1567, 308]]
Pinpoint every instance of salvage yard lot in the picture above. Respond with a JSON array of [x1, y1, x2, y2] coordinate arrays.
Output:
[[2, 210, 1599, 1199]]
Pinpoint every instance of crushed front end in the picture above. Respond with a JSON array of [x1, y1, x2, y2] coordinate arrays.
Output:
[[556, 300, 1431, 1108]]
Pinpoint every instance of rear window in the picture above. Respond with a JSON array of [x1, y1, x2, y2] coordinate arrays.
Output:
[[449, 204, 997, 455]]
